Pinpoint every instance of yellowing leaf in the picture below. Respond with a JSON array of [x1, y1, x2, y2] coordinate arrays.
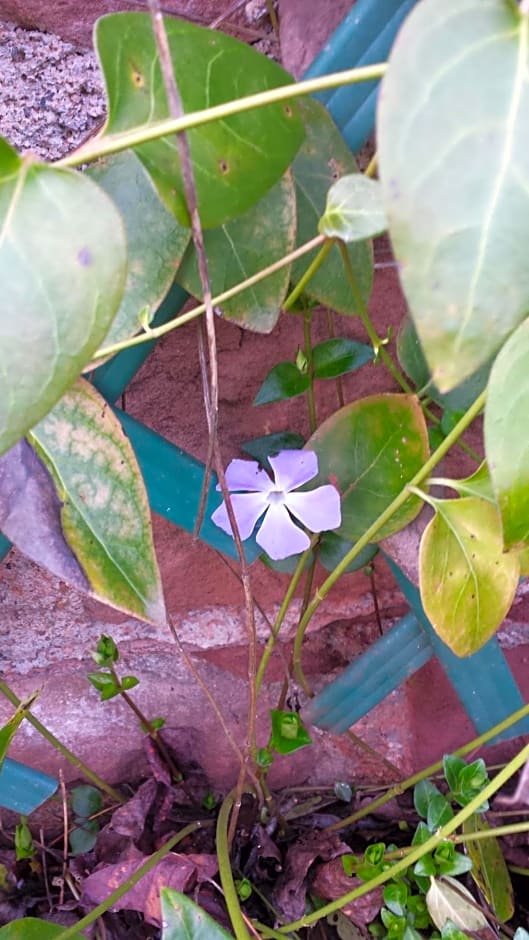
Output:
[[419, 497, 519, 656], [28, 380, 166, 625]]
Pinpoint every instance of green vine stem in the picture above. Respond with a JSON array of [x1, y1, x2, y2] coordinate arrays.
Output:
[[337, 240, 412, 393], [94, 234, 325, 361], [292, 389, 487, 688], [53, 819, 208, 940], [255, 545, 313, 696], [56, 65, 387, 170], [343, 821, 529, 873], [328, 699, 529, 830], [0, 679, 124, 805], [217, 790, 253, 940], [278, 737, 529, 933], [282, 238, 335, 312]]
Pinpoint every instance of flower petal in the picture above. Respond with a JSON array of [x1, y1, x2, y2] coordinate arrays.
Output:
[[286, 485, 341, 533], [256, 503, 310, 560], [220, 458, 272, 493], [211, 492, 268, 540], [268, 450, 318, 492]]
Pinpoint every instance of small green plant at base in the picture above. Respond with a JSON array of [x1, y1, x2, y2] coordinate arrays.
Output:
[[69, 785, 103, 856]]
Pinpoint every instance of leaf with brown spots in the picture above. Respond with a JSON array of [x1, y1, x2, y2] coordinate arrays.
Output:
[[95, 13, 304, 229], [24, 379, 166, 625], [419, 497, 519, 656]]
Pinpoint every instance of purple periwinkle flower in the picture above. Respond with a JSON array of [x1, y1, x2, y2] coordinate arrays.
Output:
[[211, 450, 341, 560]]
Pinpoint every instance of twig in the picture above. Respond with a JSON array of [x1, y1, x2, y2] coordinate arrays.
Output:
[[146, 0, 260, 839], [59, 769, 68, 907], [146, 0, 218, 539], [209, 0, 247, 28]]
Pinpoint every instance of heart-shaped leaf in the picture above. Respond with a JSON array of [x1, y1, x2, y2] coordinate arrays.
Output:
[[292, 98, 373, 314], [87, 150, 190, 352], [319, 175, 387, 241], [419, 497, 519, 656], [0, 139, 126, 456], [485, 317, 529, 549], [160, 889, 232, 939], [378, 0, 529, 391], [16, 379, 166, 625], [95, 13, 304, 229], [307, 393, 429, 542], [176, 172, 296, 332]]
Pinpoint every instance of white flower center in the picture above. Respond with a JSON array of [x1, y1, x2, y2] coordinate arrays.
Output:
[[267, 489, 286, 506]]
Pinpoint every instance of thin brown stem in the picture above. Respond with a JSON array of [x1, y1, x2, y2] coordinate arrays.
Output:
[[59, 769, 68, 907], [147, 0, 259, 827]]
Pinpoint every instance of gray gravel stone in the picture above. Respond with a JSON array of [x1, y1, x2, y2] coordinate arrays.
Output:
[[0, 20, 105, 161]]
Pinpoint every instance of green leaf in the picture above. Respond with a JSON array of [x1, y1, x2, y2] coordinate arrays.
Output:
[[87, 150, 190, 353], [485, 317, 529, 549], [15, 820, 34, 860], [269, 709, 312, 754], [426, 877, 488, 932], [160, 888, 232, 939], [28, 379, 166, 625], [462, 814, 514, 923], [419, 497, 519, 656], [291, 98, 373, 314], [319, 175, 387, 241], [69, 818, 99, 856], [121, 675, 140, 691], [414, 779, 441, 819], [176, 172, 296, 332], [71, 785, 102, 819], [437, 464, 495, 505], [443, 755, 468, 795], [0, 920, 84, 939], [318, 531, 377, 574], [87, 672, 120, 700], [92, 634, 120, 667], [312, 338, 373, 379], [307, 393, 429, 542], [396, 318, 491, 413], [0, 140, 126, 457], [0, 692, 38, 768], [241, 431, 305, 469], [383, 883, 408, 916], [95, 14, 304, 229], [427, 794, 454, 831], [254, 362, 310, 404], [378, 0, 529, 392]]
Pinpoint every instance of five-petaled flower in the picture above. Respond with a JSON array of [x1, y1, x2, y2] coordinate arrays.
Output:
[[211, 450, 341, 560]]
